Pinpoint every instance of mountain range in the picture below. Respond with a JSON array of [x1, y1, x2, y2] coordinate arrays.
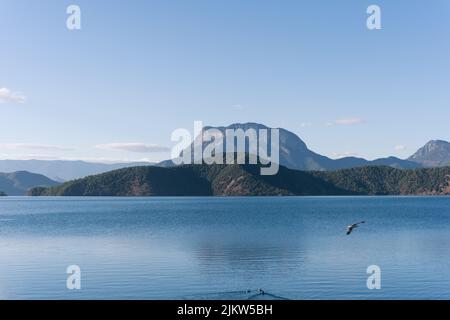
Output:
[[0, 123, 449, 184], [161, 123, 445, 171], [29, 164, 450, 197], [0, 171, 59, 196]]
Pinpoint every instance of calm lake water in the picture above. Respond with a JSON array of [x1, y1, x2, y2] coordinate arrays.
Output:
[[0, 196, 449, 300]]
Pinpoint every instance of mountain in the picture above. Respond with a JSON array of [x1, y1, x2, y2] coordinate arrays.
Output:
[[0, 160, 153, 181], [3, 125, 446, 181], [408, 140, 450, 167], [0, 191, 6, 196], [0, 171, 59, 196], [312, 166, 450, 195], [331, 156, 420, 170], [29, 164, 450, 197], [162, 123, 422, 171]]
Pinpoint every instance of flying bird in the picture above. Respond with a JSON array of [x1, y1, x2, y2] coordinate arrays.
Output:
[[346, 221, 365, 235]]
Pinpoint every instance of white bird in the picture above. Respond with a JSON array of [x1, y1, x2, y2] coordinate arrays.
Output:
[[346, 221, 365, 235]]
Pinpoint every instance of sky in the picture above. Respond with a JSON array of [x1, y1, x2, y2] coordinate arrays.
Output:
[[1, 0, 449, 162]]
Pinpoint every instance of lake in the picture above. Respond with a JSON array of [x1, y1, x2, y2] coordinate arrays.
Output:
[[0, 196, 449, 300]]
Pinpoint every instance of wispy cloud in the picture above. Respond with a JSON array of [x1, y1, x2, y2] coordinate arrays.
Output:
[[231, 104, 246, 111], [0, 143, 74, 151], [394, 145, 407, 151], [95, 143, 170, 153], [300, 122, 312, 128], [333, 117, 365, 126], [0, 88, 26, 104]]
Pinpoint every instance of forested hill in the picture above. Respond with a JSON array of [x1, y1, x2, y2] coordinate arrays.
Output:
[[28, 164, 450, 197], [311, 166, 450, 195]]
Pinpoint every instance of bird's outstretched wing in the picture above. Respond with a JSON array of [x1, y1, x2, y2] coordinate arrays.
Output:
[[346, 221, 365, 235]]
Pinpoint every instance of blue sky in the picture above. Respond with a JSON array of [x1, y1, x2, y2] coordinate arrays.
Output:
[[1, 0, 449, 162]]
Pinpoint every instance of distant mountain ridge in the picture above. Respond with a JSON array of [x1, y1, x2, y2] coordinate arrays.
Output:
[[162, 123, 424, 171], [0, 160, 153, 181], [0, 171, 59, 196], [29, 164, 450, 197]]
